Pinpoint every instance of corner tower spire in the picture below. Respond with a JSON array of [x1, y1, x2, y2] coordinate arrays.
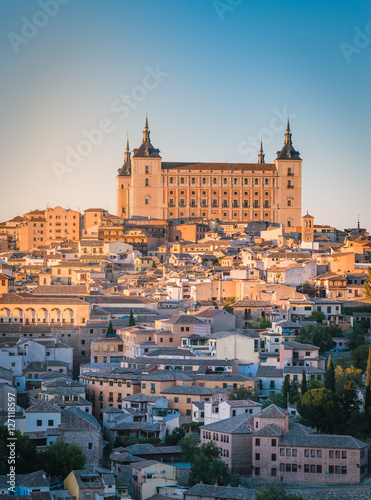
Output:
[[284, 116, 292, 146], [258, 139, 265, 163], [124, 134, 131, 163], [143, 114, 150, 143]]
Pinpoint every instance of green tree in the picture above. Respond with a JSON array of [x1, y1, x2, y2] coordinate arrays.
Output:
[[38, 439, 86, 480], [347, 323, 367, 350], [351, 344, 369, 373], [180, 437, 240, 486], [307, 310, 325, 323], [297, 324, 335, 353], [228, 385, 259, 401], [297, 388, 341, 433], [179, 434, 200, 462], [248, 317, 272, 329], [282, 375, 291, 404], [364, 267, 371, 299], [255, 483, 303, 500], [335, 365, 363, 394], [129, 309, 135, 326], [366, 347, 371, 388], [0, 427, 40, 474], [325, 355, 335, 392], [223, 297, 236, 314], [165, 427, 185, 446], [301, 369, 307, 395], [106, 320, 115, 337]]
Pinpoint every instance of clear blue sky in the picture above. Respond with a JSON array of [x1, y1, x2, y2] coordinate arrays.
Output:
[[1, 0, 370, 230]]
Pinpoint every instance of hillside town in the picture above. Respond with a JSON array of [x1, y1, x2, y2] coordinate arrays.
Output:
[[1, 140, 371, 500]]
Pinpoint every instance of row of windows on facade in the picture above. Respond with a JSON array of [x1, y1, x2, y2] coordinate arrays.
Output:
[[203, 431, 230, 442], [166, 200, 273, 208], [157, 177, 276, 186], [255, 464, 350, 476], [255, 439, 351, 460], [48, 215, 77, 219], [32, 222, 76, 227]]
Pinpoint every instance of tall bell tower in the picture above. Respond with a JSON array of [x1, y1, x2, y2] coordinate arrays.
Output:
[[129, 116, 163, 219], [116, 135, 131, 217], [275, 119, 302, 228]]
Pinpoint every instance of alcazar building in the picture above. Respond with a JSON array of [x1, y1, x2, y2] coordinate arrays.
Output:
[[116, 117, 302, 227]]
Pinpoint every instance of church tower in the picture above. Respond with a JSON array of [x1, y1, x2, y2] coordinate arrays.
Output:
[[116, 135, 131, 217], [129, 116, 163, 219], [274, 119, 302, 228], [302, 212, 314, 242]]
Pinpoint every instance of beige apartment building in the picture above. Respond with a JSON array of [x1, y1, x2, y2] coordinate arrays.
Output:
[[45, 206, 81, 242], [117, 117, 302, 227]]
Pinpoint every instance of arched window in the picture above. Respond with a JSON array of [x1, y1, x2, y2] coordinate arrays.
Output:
[[180, 177, 185, 184], [202, 177, 206, 185], [265, 178, 269, 185], [255, 178, 258, 185], [121, 185, 124, 189], [191, 177, 196, 184], [213, 178, 217, 185], [244, 178, 248, 185], [234, 178, 238, 185], [169, 177, 173, 184], [223, 178, 228, 185]]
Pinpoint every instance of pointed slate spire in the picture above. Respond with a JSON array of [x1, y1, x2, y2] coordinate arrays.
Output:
[[124, 134, 131, 163], [143, 114, 150, 143], [284, 116, 292, 146], [258, 139, 265, 163]]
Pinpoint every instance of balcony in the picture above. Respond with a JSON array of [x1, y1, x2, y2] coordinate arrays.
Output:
[[168, 202, 175, 207], [287, 185, 294, 189], [243, 202, 249, 208], [179, 202, 186, 207], [222, 203, 229, 208], [233, 203, 239, 208], [287, 172, 294, 176], [99, 396, 104, 401], [190, 202, 197, 207], [212, 202, 218, 207], [264, 203, 271, 208]]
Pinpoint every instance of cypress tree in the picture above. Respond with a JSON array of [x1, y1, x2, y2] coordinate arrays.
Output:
[[106, 320, 114, 337], [365, 348, 371, 411], [325, 355, 335, 392], [301, 369, 308, 394], [129, 309, 135, 326]]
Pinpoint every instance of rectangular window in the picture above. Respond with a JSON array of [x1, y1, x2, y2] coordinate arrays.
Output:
[[304, 449, 309, 457], [292, 464, 298, 472], [292, 449, 297, 457], [48, 420, 54, 426], [341, 466, 347, 474], [329, 465, 334, 474], [37, 420, 42, 426], [335, 451, 340, 458], [271, 468, 276, 477], [255, 453, 260, 460], [271, 439, 276, 447], [280, 448, 285, 456], [304, 464, 309, 473], [174, 397, 179, 403], [342, 451, 347, 459], [286, 449, 291, 457], [286, 464, 291, 472], [280, 463, 285, 472], [329, 450, 334, 458], [311, 450, 315, 457], [317, 465, 322, 473], [255, 438, 260, 446], [317, 450, 322, 458], [255, 467, 260, 476], [271, 454, 276, 461]]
